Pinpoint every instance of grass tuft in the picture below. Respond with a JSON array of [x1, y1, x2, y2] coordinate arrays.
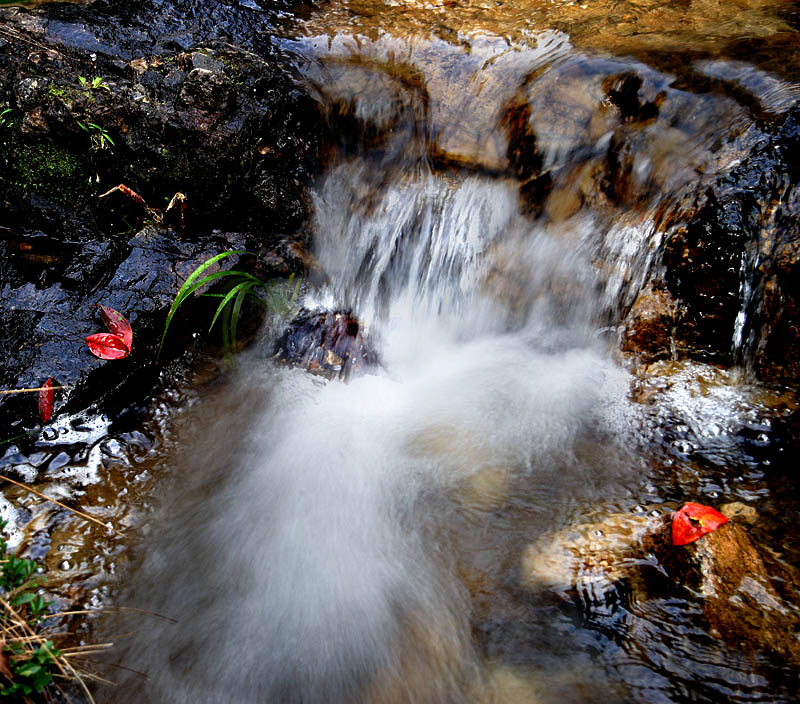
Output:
[[158, 251, 301, 360]]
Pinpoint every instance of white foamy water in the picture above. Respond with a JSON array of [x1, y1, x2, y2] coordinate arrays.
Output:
[[107, 118, 638, 704]]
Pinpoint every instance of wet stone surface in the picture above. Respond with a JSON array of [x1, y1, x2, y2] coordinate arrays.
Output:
[[275, 309, 379, 379], [0, 0, 323, 428]]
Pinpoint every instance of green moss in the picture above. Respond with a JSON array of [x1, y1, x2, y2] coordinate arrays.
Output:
[[47, 85, 69, 99], [12, 142, 91, 205]]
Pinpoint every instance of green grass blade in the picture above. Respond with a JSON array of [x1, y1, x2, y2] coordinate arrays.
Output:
[[208, 281, 255, 333], [230, 282, 257, 349], [157, 251, 252, 360], [287, 273, 301, 309]]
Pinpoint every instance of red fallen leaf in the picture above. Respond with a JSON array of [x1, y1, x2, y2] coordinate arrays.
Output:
[[672, 502, 729, 546], [38, 377, 54, 423], [96, 305, 132, 352], [86, 332, 130, 360]]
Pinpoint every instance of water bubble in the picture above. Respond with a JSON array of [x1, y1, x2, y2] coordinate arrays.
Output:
[[42, 428, 58, 441], [648, 509, 661, 517], [60, 560, 71, 571], [632, 504, 646, 514], [707, 491, 720, 498], [756, 433, 770, 444], [762, 459, 771, 466], [594, 529, 604, 537]]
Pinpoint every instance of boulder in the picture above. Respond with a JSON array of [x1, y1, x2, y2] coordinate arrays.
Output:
[[621, 284, 678, 364], [520, 505, 800, 667], [660, 102, 800, 376], [274, 309, 378, 379], [0, 0, 322, 429], [661, 519, 800, 667]]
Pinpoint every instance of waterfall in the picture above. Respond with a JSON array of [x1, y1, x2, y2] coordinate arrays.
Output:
[[102, 25, 796, 704]]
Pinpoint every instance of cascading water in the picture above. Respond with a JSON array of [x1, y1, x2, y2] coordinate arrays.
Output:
[[101, 14, 800, 704]]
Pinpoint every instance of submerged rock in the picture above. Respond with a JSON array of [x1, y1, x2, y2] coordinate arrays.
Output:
[[661, 519, 800, 667]]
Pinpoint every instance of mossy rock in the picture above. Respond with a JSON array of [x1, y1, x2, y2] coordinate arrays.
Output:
[[8, 140, 91, 206]]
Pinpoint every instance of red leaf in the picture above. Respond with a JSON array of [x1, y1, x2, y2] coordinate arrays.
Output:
[[38, 377, 54, 423], [672, 502, 729, 546], [96, 305, 132, 352], [86, 332, 130, 360]]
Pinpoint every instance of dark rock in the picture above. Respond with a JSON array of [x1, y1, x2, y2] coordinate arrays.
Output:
[[602, 72, 664, 124], [659, 102, 800, 378], [275, 309, 379, 379], [0, 226, 247, 430], [0, 0, 322, 428]]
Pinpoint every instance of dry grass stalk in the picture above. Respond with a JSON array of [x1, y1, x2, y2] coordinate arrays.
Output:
[[0, 475, 124, 537], [1, 593, 97, 703]]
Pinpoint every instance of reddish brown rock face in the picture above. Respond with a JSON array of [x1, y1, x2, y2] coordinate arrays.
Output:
[[622, 285, 679, 364], [664, 520, 800, 666]]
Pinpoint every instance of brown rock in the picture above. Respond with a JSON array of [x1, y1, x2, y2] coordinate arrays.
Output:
[[520, 511, 664, 601], [664, 520, 800, 666], [622, 284, 678, 363], [720, 501, 758, 525]]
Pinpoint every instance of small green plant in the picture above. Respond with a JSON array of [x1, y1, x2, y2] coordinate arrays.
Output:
[[0, 520, 62, 699], [76, 120, 115, 150], [77, 76, 110, 92], [158, 251, 301, 360], [47, 85, 68, 100], [0, 108, 13, 128]]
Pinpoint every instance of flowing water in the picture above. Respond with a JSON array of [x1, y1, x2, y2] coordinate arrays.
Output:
[[2, 1, 800, 702]]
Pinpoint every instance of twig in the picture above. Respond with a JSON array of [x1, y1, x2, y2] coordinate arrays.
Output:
[[0, 594, 96, 703], [0, 386, 67, 395], [45, 607, 178, 623], [0, 475, 124, 537]]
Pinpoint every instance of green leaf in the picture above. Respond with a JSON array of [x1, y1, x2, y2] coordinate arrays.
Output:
[[230, 282, 254, 349], [11, 591, 36, 606], [16, 664, 42, 678]]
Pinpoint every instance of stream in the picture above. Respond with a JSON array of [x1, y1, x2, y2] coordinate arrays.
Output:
[[2, 0, 800, 702]]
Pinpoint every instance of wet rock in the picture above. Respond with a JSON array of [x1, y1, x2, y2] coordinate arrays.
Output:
[[602, 72, 664, 124], [363, 611, 472, 704], [0, 226, 247, 431], [621, 284, 678, 364], [720, 501, 759, 524], [0, 0, 322, 426], [0, 0, 321, 240], [178, 67, 233, 112], [274, 309, 378, 379], [663, 520, 800, 667], [521, 507, 800, 667], [520, 511, 663, 605], [660, 101, 800, 378], [452, 465, 513, 513]]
